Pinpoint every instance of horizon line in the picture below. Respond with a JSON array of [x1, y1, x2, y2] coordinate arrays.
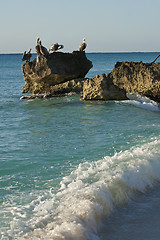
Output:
[[0, 51, 160, 55]]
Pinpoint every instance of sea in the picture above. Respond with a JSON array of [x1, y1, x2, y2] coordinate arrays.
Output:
[[0, 52, 160, 240]]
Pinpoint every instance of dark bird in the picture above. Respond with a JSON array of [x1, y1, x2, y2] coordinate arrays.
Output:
[[35, 44, 41, 55], [39, 41, 49, 57], [49, 43, 64, 52], [79, 38, 87, 51], [22, 48, 32, 62]]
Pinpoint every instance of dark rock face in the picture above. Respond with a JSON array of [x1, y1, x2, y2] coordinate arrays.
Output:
[[83, 62, 160, 102], [22, 51, 92, 94]]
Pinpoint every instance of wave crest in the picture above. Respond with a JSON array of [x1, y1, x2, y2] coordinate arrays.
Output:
[[10, 139, 160, 240]]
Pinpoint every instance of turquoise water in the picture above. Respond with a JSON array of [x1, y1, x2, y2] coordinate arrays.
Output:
[[0, 53, 160, 239]]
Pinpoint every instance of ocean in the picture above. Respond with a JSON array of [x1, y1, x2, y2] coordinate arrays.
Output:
[[0, 52, 160, 240]]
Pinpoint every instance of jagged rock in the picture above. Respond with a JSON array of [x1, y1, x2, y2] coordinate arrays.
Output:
[[110, 61, 160, 102], [83, 62, 160, 102], [20, 78, 85, 100], [83, 74, 127, 100], [22, 51, 92, 94], [50, 78, 85, 95]]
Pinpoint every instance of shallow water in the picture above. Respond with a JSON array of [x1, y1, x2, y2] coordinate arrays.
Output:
[[99, 186, 160, 240], [0, 52, 160, 239]]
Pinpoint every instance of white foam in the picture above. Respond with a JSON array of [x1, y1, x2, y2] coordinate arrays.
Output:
[[126, 93, 160, 112], [7, 139, 160, 240]]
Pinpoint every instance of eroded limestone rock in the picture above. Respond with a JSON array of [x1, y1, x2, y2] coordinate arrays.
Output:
[[83, 62, 160, 102], [83, 74, 127, 100], [22, 51, 92, 94]]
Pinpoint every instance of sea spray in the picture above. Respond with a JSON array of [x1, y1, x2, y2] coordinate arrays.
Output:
[[9, 138, 160, 240], [126, 93, 160, 112]]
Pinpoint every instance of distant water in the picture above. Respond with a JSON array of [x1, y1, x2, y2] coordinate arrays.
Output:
[[0, 52, 160, 240]]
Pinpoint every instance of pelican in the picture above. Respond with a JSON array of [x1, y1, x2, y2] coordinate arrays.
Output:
[[35, 37, 41, 56], [49, 43, 64, 52], [79, 38, 87, 51], [39, 41, 49, 57], [35, 44, 41, 55], [35, 38, 41, 65], [22, 48, 32, 62], [36, 37, 40, 45]]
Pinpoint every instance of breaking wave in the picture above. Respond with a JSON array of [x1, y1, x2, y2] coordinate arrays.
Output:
[[8, 139, 160, 240], [126, 93, 160, 112]]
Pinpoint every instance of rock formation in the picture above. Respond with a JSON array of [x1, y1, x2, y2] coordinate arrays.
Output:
[[22, 51, 92, 94], [111, 61, 160, 101], [83, 74, 127, 100], [20, 78, 85, 99], [22, 54, 160, 103], [83, 62, 160, 102]]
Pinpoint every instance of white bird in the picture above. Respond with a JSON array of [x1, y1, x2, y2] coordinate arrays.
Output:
[[79, 38, 87, 51]]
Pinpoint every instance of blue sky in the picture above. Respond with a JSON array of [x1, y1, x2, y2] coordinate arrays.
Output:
[[1, 0, 160, 53]]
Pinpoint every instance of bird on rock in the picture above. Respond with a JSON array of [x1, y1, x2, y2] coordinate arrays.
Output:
[[22, 48, 32, 62], [79, 38, 87, 51], [39, 40, 49, 57], [36, 37, 41, 45], [35, 44, 41, 55], [49, 43, 64, 52]]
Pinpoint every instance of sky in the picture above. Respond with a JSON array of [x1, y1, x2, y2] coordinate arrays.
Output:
[[1, 0, 160, 53]]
